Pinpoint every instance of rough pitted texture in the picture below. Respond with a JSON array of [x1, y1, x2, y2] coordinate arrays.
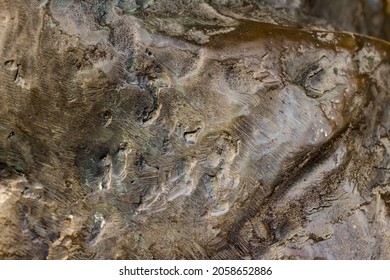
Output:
[[0, 0, 389, 259]]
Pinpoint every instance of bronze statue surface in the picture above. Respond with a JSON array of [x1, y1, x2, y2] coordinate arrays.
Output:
[[0, 0, 389, 259]]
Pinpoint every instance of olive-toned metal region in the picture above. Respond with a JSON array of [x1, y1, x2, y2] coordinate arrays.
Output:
[[0, 0, 389, 259]]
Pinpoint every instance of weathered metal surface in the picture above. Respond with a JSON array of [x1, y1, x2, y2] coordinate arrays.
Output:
[[0, 0, 389, 259]]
